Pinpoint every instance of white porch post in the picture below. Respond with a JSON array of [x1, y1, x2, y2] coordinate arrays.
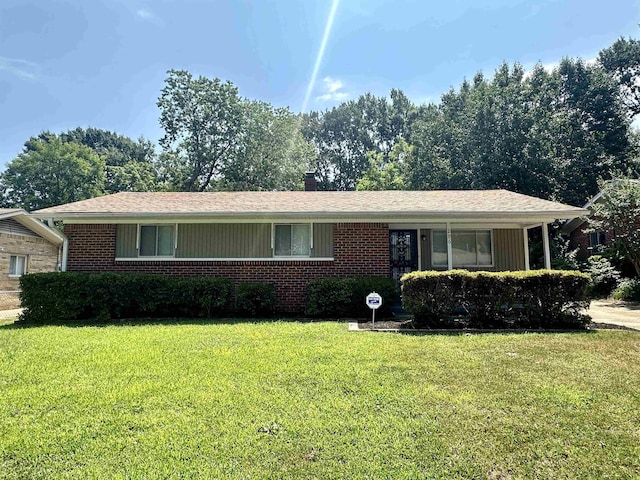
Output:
[[446, 222, 453, 270], [542, 222, 551, 270], [523, 227, 530, 271]]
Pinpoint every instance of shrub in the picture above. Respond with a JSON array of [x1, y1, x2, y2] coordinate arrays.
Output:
[[305, 277, 399, 318], [19, 272, 234, 324], [236, 282, 275, 317], [586, 256, 621, 298], [401, 269, 591, 329], [612, 279, 640, 301]]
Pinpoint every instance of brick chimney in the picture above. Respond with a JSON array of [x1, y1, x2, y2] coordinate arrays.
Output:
[[304, 172, 318, 191]]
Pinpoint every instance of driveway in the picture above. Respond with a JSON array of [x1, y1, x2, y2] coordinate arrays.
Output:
[[590, 300, 640, 331]]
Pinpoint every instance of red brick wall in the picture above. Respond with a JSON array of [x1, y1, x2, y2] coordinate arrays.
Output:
[[64, 223, 390, 313], [568, 221, 615, 260]]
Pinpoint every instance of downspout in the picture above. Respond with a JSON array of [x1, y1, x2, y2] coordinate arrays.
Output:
[[47, 219, 68, 272]]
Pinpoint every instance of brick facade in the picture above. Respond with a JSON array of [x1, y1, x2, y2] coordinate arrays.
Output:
[[64, 223, 390, 313], [568, 221, 616, 260]]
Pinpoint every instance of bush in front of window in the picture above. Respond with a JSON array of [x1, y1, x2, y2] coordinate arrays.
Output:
[[401, 270, 591, 329], [18, 272, 234, 324], [305, 277, 399, 318], [236, 282, 276, 317]]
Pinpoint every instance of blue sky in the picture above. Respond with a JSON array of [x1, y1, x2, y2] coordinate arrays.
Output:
[[1, 0, 639, 168]]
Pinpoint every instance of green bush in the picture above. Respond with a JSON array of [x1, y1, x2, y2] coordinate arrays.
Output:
[[236, 282, 276, 317], [19, 272, 234, 324], [305, 277, 399, 318], [586, 256, 621, 298], [612, 279, 640, 301], [401, 269, 591, 329]]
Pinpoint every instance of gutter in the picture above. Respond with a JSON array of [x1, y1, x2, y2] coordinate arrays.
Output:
[[47, 219, 68, 272]]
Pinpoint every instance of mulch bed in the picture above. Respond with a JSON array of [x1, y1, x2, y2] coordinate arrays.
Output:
[[356, 319, 636, 332]]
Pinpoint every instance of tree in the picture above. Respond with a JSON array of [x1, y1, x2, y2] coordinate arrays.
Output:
[[302, 91, 415, 190], [219, 101, 315, 191], [0, 138, 105, 210], [588, 177, 640, 276], [26, 128, 159, 193], [356, 137, 411, 190], [599, 36, 640, 118], [157, 70, 244, 191]]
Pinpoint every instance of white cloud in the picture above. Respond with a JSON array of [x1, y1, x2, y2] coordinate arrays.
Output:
[[316, 76, 349, 102], [0, 56, 38, 80], [136, 8, 152, 18]]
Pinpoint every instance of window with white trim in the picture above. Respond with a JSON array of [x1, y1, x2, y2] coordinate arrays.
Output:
[[432, 230, 493, 267], [589, 231, 606, 251], [139, 225, 175, 257], [9, 255, 27, 277], [274, 224, 311, 257]]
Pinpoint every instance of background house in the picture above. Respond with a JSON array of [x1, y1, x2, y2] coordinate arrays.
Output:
[[0, 209, 65, 309]]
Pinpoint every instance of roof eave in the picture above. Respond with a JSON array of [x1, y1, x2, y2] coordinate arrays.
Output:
[[35, 208, 589, 224]]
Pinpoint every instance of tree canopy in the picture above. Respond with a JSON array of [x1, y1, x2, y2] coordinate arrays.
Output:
[[0, 138, 105, 210]]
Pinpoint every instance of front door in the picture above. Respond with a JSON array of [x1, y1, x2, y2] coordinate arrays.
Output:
[[389, 230, 418, 282]]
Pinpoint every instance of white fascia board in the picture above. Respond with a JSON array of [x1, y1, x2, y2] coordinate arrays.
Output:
[[8, 213, 66, 245], [0, 209, 24, 221], [50, 210, 589, 225]]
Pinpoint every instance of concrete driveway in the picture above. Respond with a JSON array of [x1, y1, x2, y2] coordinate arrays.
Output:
[[590, 300, 640, 331]]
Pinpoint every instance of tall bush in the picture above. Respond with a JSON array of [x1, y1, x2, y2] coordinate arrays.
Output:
[[19, 272, 234, 324], [401, 270, 590, 329], [305, 277, 399, 318]]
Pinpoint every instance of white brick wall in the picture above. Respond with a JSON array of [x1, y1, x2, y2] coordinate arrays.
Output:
[[0, 232, 60, 291]]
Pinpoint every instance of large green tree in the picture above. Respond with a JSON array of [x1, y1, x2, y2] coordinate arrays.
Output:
[[157, 70, 244, 191], [0, 138, 105, 210], [27, 128, 159, 193], [599, 36, 640, 118], [219, 101, 315, 191]]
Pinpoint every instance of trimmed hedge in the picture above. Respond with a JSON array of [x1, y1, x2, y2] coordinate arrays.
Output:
[[19, 272, 234, 324], [401, 269, 591, 329], [305, 276, 399, 318], [236, 282, 276, 317]]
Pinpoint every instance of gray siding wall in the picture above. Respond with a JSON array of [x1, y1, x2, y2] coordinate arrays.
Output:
[[0, 218, 37, 237], [493, 229, 525, 271], [116, 224, 138, 257], [115, 223, 334, 259], [176, 224, 271, 258], [313, 223, 333, 257]]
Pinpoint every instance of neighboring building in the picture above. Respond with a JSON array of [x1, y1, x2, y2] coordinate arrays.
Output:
[[34, 185, 586, 312], [0, 209, 66, 309], [562, 180, 639, 259]]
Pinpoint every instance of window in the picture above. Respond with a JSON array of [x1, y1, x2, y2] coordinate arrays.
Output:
[[139, 225, 175, 257], [431, 230, 493, 267], [589, 231, 606, 251], [274, 224, 311, 257], [9, 255, 27, 277]]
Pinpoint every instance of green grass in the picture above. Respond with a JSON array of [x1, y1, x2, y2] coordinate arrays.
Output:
[[1, 320, 639, 479]]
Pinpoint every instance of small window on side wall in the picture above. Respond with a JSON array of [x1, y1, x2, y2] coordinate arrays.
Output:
[[9, 255, 27, 277], [139, 225, 175, 257], [274, 224, 311, 257]]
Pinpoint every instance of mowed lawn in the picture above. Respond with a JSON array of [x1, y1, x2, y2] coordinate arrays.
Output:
[[0, 320, 639, 479]]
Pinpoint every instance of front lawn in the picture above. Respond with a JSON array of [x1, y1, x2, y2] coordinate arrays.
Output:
[[0, 320, 639, 478]]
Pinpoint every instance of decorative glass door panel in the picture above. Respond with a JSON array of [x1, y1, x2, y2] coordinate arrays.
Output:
[[389, 230, 418, 282]]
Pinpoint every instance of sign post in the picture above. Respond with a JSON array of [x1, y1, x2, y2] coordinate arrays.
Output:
[[365, 292, 383, 328]]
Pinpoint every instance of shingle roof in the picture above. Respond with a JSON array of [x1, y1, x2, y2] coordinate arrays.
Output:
[[33, 190, 587, 220]]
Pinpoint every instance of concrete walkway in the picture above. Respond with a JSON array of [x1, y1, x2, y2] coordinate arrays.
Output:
[[590, 300, 640, 331]]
